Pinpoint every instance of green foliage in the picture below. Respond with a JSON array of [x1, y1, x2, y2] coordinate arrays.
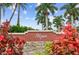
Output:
[[33, 41, 53, 55], [9, 25, 34, 33], [60, 3, 79, 23], [36, 3, 57, 30], [53, 15, 64, 31], [53, 16, 64, 28], [4, 3, 12, 7], [44, 41, 53, 55]]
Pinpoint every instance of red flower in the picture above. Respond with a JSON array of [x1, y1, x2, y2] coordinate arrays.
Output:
[[73, 52, 79, 55], [72, 28, 77, 33], [75, 38, 79, 43], [0, 35, 4, 41], [67, 31, 73, 36], [6, 48, 14, 55], [0, 21, 26, 55], [68, 44, 74, 51]]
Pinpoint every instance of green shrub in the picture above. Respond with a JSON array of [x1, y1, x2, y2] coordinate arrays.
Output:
[[9, 25, 34, 33], [33, 41, 53, 55], [44, 41, 53, 55]]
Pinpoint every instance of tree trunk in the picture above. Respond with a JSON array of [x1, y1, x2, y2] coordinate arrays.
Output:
[[17, 4, 20, 26], [9, 4, 17, 23], [71, 16, 74, 27], [57, 26, 60, 32], [0, 7, 1, 25], [42, 24, 44, 30], [46, 15, 48, 30]]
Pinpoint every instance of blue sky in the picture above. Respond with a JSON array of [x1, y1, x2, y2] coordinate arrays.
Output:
[[2, 3, 66, 30]]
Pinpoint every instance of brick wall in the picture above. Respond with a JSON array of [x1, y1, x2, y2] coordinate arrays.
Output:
[[9, 30, 62, 41]]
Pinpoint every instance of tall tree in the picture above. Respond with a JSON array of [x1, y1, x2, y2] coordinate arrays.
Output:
[[35, 13, 52, 30], [60, 3, 79, 27], [9, 3, 17, 23], [35, 13, 45, 30], [9, 3, 27, 26], [36, 3, 57, 30], [53, 16, 65, 32], [0, 3, 11, 25]]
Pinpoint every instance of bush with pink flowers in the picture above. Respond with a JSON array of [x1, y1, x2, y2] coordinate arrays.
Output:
[[51, 22, 79, 55], [0, 21, 25, 55]]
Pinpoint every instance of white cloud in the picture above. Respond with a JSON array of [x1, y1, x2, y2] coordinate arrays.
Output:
[[1, 19, 7, 24], [8, 3, 16, 12], [23, 10, 27, 14], [36, 3, 41, 7], [8, 6, 12, 10], [12, 3, 16, 10], [48, 9, 50, 13], [12, 6, 15, 10], [35, 11, 37, 14], [15, 11, 18, 15], [25, 17, 30, 20], [76, 4, 79, 8], [29, 5, 33, 8], [49, 16, 54, 22], [67, 14, 70, 16], [8, 3, 16, 10], [48, 16, 58, 30], [9, 3, 16, 12], [55, 10, 58, 13], [25, 17, 35, 20]]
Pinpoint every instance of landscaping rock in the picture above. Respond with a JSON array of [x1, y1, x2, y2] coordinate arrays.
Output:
[[23, 41, 45, 55]]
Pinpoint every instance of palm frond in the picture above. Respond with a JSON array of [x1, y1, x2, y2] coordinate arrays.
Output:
[[20, 3, 27, 10]]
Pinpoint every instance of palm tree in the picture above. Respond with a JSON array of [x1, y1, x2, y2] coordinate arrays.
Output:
[[60, 3, 79, 27], [53, 16, 65, 32], [9, 3, 17, 23], [35, 13, 45, 30], [9, 3, 27, 26], [46, 19, 52, 30], [35, 13, 52, 30], [17, 3, 27, 26], [36, 3, 58, 30], [0, 3, 11, 25]]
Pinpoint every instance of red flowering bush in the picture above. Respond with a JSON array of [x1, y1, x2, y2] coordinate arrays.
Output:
[[51, 22, 79, 55], [0, 21, 25, 55]]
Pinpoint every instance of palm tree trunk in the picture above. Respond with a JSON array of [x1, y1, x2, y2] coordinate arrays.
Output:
[[58, 26, 60, 32], [71, 16, 74, 27], [46, 15, 48, 30], [42, 24, 44, 30], [0, 7, 1, 25], [17, 5, 20, 26], [57, 26, 58, 32], [9, 4, 17, 23]]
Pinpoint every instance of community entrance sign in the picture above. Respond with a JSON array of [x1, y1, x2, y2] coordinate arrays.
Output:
[[35, 33, 47, 40], [9, 30, 62, 41]]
